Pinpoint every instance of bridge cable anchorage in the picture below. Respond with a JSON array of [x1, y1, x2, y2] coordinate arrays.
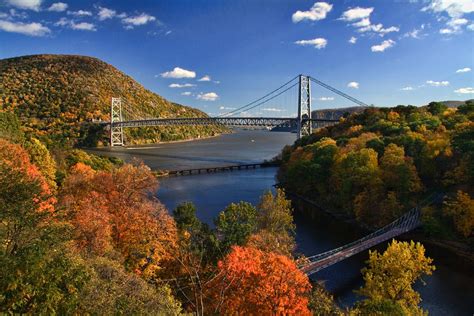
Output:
[[299, 193, 443, 276], [309, 76, 370, 107], [218, 75, 299, 117]]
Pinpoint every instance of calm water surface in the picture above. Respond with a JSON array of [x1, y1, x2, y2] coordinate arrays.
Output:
[[91, 130, 474, 315]]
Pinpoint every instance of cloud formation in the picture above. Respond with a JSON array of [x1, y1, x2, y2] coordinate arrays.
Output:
[[347, 81, 359, 89], [0, 19, 50, 36], [401, 86, 414, 91], [340, 6, 399, 36], [47, 2, 67, 12], [426, 80, 449, 86], [197, 92, 219, 101], [55, 18, 96, 31], [456, 67, 471, 73], [161, 67, 196, 79], [294, 37, 327, 49], [454, 87, 474, 94], [169, 83, 196, 88], [98, 7, 117, 21], [198, 75, 211, 82], [262, 108, 285, 112], [122, 13, 156, 29], [5, 0, 41, 11], [349, 36, 357, 44], [292, 2, 333, 23], [340, 7, 373, 21], [318, 97, 335, 101], [181, 91, 192, 96], [67, 10, 92, 17], [371, 39, 395, 52]]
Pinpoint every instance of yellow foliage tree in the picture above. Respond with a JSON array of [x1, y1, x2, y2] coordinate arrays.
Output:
[[443, 191, 474, 237]]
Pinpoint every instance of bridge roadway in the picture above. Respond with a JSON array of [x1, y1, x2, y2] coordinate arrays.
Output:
[[105, 117, 339, 128]]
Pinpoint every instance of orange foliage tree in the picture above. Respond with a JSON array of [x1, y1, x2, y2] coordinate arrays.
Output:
[[59, 161, 177, 277], [209, 246, 311, 315], [0, 138, 55, 213]]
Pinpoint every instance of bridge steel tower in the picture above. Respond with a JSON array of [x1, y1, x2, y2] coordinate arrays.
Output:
[[297, 74, 312, 139], [110, 97, 124, 146]]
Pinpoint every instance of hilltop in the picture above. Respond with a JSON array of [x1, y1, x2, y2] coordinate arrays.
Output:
[[0, 54, 224, 147]]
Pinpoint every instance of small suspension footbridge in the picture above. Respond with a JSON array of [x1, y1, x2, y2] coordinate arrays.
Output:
[[104, 74, 370, 146]]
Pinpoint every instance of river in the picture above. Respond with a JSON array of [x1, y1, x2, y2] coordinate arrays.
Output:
[[88, 130, 474, 315]]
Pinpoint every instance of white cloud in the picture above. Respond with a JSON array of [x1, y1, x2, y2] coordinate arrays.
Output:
[[422, 0, 474, 18], [98, 7, 116, 20], [340, 7, 373, 21], [371, 39, 395, 52], [456, 67, 471, 73], [426, 80, 449, 86], [352, 17, 371, 27], [349, 36, 357, 44], [454, 87, 474, 94], [262, 108, 285, 112], [197, 92, 219, 101], [55, 18, 96, 31], [169, 83, 196, 88], [440, 28, 454, 34], [403, 28, 422, 39], [448, 17, 469, 26], [198, 75, 211, 82], [318, 97, 335, 101], [67, 10, 92, 17], [468, 23, 474, 30], [292, 2, 333, 23], [161, 67, 196, 79], [401, 86, 414, 91], [219, 106, 236, 110], [70, 21, 96, 31], [294, 37, 327, 49], [122, 13, 156, 29], [5, 0, 41, 11], [181, 91, 192, 96], [47, 2, 67, 12], [0, 19, 50, 36], [358, 23, 399, 34], [348, 81, 359, 89]]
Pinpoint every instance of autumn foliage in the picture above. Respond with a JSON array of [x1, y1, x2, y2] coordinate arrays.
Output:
[[210, 246, 311, 315], [60, 161, 177, 277]]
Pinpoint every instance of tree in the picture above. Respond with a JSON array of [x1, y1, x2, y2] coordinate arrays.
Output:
[[173, 202, 202, 233], [60, 162, 178, 277], [427, 101, 447, 115], [210, 246, 311, 315], [24, 138, 57, 191], [356, 240, 435, 314], [0, 141, 89, 313], [214, 202, 257, 252], [443, 191, 474, 238], [78, 257, 183, 315]]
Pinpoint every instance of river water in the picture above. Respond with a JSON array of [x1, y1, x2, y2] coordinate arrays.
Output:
[[89, 130, 474, 315]]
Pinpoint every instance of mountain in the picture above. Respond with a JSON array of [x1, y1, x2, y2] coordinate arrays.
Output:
[[433, 100, 474, 108], [312, 106, 369, 120], [0, 54, 224, 147]]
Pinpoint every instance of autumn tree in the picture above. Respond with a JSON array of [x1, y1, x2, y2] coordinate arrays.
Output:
[[247, 189, 296, 256], [209, 246, 311, 315], [443, 191, 474, 238], [0, 140, 88, 313], [356, 240, 435, 315], [60, 161, 178, 278], [24, 137, 57, 191]]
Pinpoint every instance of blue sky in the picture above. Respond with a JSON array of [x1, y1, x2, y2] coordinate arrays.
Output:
[[0, 0, 473, 116]]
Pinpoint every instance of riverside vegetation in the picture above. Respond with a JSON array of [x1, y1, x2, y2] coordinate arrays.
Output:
[[1, 103, 451, 315]]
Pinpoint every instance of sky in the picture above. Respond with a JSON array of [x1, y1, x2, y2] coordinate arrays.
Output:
[[0, 0, 473, 116]]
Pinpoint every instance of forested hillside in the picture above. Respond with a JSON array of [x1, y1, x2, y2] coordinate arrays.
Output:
[[0, 54, 225, 147], [278, 102, 473, 242]]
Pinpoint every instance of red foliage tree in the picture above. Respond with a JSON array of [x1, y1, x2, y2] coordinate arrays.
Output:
[[209, 246, 311, 315]]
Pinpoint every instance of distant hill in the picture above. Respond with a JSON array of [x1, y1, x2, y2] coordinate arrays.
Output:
[[312, 106, 369, 120], [431, 100, 473, 108], [0, 54, 224, 147]]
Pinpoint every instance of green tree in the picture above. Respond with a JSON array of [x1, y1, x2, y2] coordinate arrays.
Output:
[[356, 240, 435, 315], [427, 101, 447, 115], [173, 202, 202, 232], [214, 202, 257, 252], [25, 137, 57, 190]]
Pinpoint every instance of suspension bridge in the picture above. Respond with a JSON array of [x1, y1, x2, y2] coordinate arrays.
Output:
[[298, 193, 442, 276], [105, 74, 370, 146]]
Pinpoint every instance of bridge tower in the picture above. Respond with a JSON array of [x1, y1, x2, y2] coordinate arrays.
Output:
[[110, 97, 124, 146], [297, 74, 312, 139]]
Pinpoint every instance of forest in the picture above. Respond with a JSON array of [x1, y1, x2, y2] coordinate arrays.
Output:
[[278, 101, 473, 244], [0, 107, 443, 315]]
